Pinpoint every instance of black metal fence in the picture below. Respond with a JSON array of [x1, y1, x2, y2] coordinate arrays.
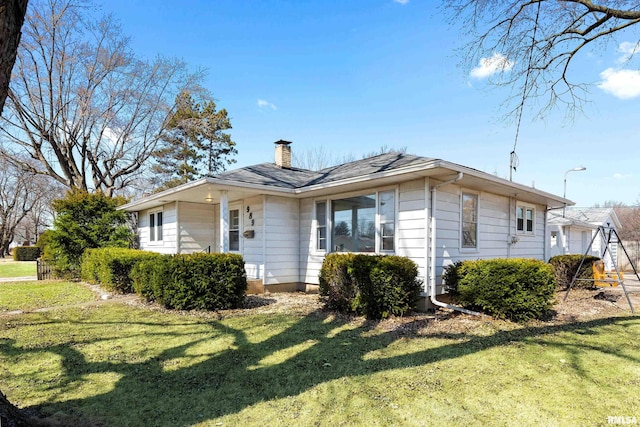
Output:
[[36, 259, 53, 280]]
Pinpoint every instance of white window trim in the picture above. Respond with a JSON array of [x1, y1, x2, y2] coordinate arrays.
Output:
[[460, 190, 480, 252], [322, 186, 398, 255], [313, 200, 328, 254], [377, 188, 397, 253], [229, 204, 242, 253], [516, 202, 536, 236], [148, 208, 164, 245]]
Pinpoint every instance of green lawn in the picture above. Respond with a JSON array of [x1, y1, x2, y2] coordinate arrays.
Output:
[[0, 281, 95, 312], [0, 260, 36, 278], [0, 289, 638, 426]]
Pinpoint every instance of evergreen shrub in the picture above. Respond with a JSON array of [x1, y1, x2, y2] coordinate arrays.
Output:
[[131, 253, 247, 310], [319, 253, 421, 319], [456, 258, 556, 322], [81, 248, 161, 293], [549, 254, 600, 289], [13, 246, 41, 261]]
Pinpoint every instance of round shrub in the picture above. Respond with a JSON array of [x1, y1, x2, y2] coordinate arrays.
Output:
[[457, 258, 556, 322], [319, 253, 422, 319]]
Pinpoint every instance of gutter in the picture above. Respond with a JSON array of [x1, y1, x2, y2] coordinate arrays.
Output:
[[429, 172, 482, 316]]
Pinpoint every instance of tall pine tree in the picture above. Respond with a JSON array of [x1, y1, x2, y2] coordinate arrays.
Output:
[[152, 90, 236, 190]]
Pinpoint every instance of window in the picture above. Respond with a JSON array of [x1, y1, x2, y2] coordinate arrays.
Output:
[[229, 209, 240, 251], [516, 204, 535, 234], [329, 190, 395, 253], [315, 201, 327, 251], [379, 190, 395, 251], [461, 193, 478, 249], [149, 210, 163, 242]]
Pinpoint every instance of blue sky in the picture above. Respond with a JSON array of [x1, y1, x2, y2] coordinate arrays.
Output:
[[99, 0, 640, 207]]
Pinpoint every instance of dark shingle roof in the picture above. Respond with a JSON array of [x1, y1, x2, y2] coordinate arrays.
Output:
[[215, 153, 434, 188]]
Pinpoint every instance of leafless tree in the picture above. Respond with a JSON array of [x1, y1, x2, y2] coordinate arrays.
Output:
[[0, 156, 51, 256], [0, 0, 202, 196], [445, 0, 640, 120], [292, 145, 407, 171], [0, 0, 28, 116]]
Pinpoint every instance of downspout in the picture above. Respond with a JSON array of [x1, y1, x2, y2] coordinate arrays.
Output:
[[507, 197, 512, 258], [430, 172, 482, 316]]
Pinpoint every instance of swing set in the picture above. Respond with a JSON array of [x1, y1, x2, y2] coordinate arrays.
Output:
[[563, 225, 639, 314]]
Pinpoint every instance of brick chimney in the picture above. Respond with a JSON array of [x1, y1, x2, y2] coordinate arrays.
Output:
[[274, 140, 292, 168]]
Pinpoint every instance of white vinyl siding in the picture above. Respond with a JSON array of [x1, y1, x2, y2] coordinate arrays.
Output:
[[300, 198, 324, 285], [177, 202, 215, 254], [264, 196, 299, 285], [242, 196, 264, 280], [435, 186, 546, 286], [138, 203, 177, 254], [396, 179, 427, 281]]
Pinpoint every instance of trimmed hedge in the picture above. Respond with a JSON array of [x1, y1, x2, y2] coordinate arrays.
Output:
[[549, 254, 600, 289], [455, 258, 556, 322], [13, 246, 41, 261], [81, 248, 164, 293], [319, 253, 422, 319], [131, 253, 247, 311]]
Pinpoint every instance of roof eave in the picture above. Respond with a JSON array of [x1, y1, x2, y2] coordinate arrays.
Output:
[[119, 177, 295, 212]]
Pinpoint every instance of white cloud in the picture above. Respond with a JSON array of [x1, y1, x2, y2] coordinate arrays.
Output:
[[598, 68, 640, 99], [617, 41, 640, 63], [470, 53, 514, 79], [257, 99, 277, 110], [393, 0, 409, 4], [611, 172, 632, 180]]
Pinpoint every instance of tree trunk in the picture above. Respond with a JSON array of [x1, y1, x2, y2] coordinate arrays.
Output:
[[0, 389, 32, 427], [0, 0, 29, 116]]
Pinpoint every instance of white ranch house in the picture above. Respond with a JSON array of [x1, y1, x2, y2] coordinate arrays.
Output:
[[548, 207, 621, 270], [120, 141, 571, 308]]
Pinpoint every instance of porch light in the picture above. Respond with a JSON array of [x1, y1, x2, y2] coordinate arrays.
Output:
[[205, 197, 214, 202]]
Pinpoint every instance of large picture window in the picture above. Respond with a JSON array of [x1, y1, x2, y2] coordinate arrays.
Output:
[[326, 190, 395, 253], [516, 204, 535, 234], [149, 210, 163, 242], [461, 193, 478, 249]]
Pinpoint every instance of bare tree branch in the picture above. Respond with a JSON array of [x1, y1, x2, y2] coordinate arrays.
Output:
[[445, 0, 640, 120], [0, 0, 203, 196]]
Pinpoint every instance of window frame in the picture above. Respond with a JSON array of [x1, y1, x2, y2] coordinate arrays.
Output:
[[516, 202, 536, 235], [228, 205, 241, 253], [378, 189, 396, 253], [148, 208, 164, 244], [317, 186, 397, 255], [460, 191, 479, 251], [315, 200, 328, 252]]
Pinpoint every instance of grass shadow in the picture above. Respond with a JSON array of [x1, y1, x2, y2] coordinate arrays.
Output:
[[1, 308, 637, 426]]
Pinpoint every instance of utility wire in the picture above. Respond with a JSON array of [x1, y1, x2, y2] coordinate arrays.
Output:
[[510, 0, 541, 181]]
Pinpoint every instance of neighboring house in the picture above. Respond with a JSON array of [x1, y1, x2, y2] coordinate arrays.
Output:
[[120, 140, 571, 307], [547, 207, 621, 269]]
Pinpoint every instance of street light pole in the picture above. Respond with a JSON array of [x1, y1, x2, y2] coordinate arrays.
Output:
[[563, 166, 586, 217]]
